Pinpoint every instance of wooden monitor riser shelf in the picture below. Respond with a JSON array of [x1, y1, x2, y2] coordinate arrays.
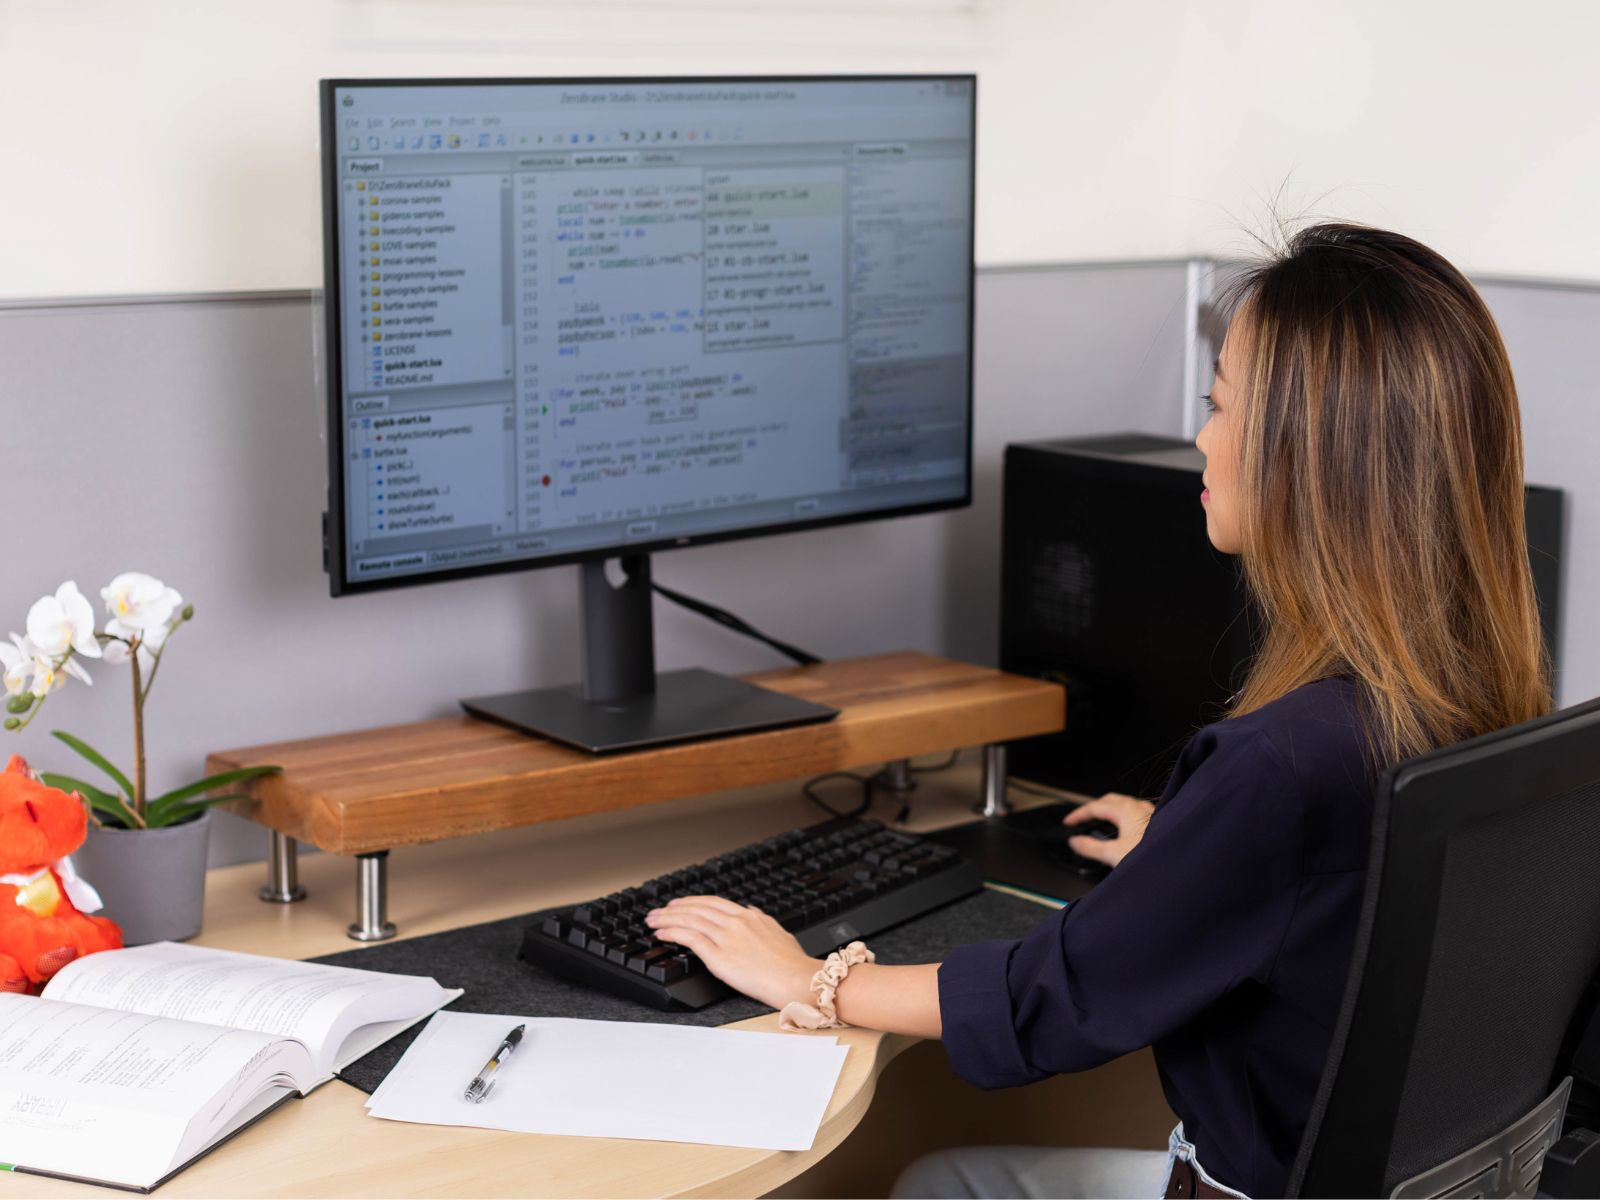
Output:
[[207, 652, 1065, 941]]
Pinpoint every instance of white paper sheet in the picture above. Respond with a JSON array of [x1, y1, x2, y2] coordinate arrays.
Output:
[[365, 1012, 850, 1151]]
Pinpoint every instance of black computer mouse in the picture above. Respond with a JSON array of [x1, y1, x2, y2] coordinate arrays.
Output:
[[1065, 818, 1120, 842], [995, 803, 1116, 880]]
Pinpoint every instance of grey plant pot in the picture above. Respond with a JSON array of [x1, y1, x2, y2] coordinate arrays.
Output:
[[72, 809, 211, 946]]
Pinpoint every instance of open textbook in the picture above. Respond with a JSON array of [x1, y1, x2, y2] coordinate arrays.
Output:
[[0, 942, 460, 1192]]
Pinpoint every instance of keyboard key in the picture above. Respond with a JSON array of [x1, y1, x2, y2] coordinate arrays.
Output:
[[624, 947, 667, 973]]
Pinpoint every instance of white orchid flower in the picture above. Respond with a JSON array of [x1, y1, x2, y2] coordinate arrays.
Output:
[[0, 634, 34, 696], [141, 618, 174, 659], [25, 582, 102, 660], [102, 617, 160, 672], [101, 573, 182, 634], [27, 651, 85, 697]]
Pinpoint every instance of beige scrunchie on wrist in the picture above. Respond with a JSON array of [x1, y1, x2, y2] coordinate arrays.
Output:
[[779, 941, 876, 1031]]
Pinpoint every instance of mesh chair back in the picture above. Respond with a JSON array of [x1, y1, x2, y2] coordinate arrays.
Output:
[[1289, 695, 1600, 1197]]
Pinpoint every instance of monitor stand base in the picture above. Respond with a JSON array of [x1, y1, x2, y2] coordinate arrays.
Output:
[[462, 668, 838, 754]]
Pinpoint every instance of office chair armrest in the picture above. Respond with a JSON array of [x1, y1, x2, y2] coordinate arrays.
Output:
[[1539, 1128, 1600, 1198]]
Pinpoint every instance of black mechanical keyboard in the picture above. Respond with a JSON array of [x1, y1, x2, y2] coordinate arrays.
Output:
[[518, 816, 982, 1010]]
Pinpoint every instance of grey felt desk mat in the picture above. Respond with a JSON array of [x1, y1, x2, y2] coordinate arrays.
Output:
[[311, 886, 1057, 1094]]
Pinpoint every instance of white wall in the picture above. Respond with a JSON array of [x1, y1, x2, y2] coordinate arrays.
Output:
[[1170, 0, 1600, 282], [3, 0, 1596, 300], [0, 0, 1182, 297]]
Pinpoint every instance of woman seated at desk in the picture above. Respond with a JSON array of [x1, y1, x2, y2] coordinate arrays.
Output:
[[646, 223, 1551, 1199]]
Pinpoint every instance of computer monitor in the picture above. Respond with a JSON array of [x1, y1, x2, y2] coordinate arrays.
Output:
[[320, 75, 976, 751]]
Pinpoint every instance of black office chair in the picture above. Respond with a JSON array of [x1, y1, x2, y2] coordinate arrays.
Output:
[[1287, 694, 1600, 1198]]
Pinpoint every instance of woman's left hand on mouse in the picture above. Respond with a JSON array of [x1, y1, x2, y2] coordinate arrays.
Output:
[[1064, 793, 1155, 868]]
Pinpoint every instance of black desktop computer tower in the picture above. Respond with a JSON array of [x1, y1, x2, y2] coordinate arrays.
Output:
[[1000, 433, 1565, 799]]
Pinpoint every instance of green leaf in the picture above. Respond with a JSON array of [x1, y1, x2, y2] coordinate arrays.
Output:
[[39, 771, 117, 808], [145, 792, 254, 829], [50, 731, 136, 801], [148, 765, 281, 812], [38, 772, 142, 827]]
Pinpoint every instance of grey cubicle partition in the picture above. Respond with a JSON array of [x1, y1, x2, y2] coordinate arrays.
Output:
[[1, 260, 1593, 867]]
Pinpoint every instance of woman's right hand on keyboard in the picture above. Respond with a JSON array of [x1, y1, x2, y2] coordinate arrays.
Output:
[[1064, 794, 1155, 868]]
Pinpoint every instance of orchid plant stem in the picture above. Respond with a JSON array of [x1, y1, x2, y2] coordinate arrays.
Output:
[[139, 636, 171, 703], [130, 640, 147, 819]]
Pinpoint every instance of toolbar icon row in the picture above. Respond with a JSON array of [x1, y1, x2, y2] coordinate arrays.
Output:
[[346, 129, 718, 153]]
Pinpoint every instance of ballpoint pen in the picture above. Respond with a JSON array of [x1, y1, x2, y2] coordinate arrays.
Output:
[[463, 1023, 525, 1103]]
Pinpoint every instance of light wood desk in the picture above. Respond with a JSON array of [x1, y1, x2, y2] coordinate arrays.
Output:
[[13, 761, 1148, 1199]]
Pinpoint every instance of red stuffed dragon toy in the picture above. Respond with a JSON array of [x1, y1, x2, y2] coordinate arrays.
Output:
[[0, 753, 122, 992]]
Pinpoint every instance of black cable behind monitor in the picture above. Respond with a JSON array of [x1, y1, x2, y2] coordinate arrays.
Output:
[[649, 582, 821, 667], [646, 582, 963, 824], [645, 580, 968, 824]]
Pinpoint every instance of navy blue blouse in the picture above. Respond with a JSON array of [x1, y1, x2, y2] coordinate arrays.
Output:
[[938, 677, 1377, 1198]]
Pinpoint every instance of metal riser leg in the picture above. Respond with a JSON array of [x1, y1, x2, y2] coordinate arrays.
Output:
[[348, 850, 398, 942], [873, 758, 917, 795], [978, 744, 1011, 817], [259, 831, 307, 903]]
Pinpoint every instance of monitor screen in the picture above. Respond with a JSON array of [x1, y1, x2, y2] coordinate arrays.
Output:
[[322, 76, 975, 594]]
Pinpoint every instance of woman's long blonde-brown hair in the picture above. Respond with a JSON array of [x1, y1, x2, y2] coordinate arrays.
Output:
[[1223, 224, 1550, 766]]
